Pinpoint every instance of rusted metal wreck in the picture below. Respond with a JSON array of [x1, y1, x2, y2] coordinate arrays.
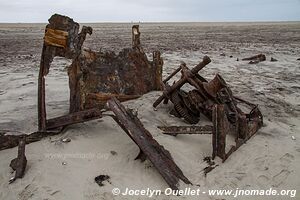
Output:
[[38, 14, 163, 131], [1, 14, 190, 190], [0, 13, 263, 189], [154, 56, 263, 162]]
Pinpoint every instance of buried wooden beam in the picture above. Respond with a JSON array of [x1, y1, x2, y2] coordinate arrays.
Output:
[[46, 108, 103, 130], [106, 97, 191, 190]]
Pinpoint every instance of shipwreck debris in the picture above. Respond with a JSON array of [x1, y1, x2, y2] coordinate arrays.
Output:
[[95, 175, 111, 187], [270, 57, 278, 62], [9, 138, 27, 183], [0, 13, 267, 190], [106, 97, 191, 190], [154, 56, 263, 161], [242, 54, 266, 64], [38, 14, 163, 132]]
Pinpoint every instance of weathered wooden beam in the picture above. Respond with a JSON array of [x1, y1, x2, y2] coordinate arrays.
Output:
[[106, 97, 191, 190], [46, 108, 102, 130]]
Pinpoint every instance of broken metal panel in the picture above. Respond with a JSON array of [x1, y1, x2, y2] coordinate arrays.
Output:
[[69, 44, 163, 111], [106, 97, 191, 190]]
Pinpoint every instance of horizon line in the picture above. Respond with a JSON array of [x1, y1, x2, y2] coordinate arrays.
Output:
[[0, 20, 300, 24]]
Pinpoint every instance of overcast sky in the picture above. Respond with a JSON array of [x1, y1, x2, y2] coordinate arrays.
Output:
[[0, 0, 299, 22]]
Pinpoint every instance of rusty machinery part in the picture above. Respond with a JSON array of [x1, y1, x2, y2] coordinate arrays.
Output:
[[170, 89, 200, 124], [153, 55, 264, 162], [153, 56, 211, 108], [202, 74, 227, 99], [186, 89, 213, 120], [106, 97, 191, 190], [180, 90, 200, 116]]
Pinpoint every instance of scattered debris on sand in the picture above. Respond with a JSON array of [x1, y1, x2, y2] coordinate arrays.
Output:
[[95, 175, 111, 187], [242, 54, 266, 64], [1, 13, 265, 190], [270, 57, 278, 62]]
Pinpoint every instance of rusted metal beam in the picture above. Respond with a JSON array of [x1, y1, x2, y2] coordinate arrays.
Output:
[[212, 104, 228, 162], [9, 138, 27, 183], [158, 125, 213, 136], [0, 130, 63, 150], [46, 108, 103, 130], [132, 25, 141, 49], [106, 97, 191, 190]]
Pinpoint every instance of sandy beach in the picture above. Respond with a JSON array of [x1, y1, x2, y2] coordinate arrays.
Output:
[[0, 22, 299, 200]]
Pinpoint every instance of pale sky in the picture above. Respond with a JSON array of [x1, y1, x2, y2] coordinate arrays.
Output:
[[0, 0, 299, 22]]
